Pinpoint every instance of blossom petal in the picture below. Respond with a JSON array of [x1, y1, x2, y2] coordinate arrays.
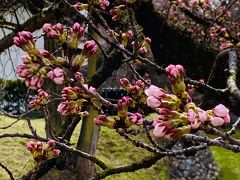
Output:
[[210, 117, 224, 126], [147, 96, 161, 108]]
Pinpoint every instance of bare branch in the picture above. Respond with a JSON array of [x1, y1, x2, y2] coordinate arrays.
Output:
[[0, 161, 14, 180]]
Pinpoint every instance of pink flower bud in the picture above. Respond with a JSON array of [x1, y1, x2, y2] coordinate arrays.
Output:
[[47, 140, 56, 148], [13, 37, 21, 47], [82, 40, 98, 57], [129, 113, 143, 125], [166, 64, 185, 79], [21, 55, 32, 64], [99, 0, 110, 9], [57, 102, 72, 116], [43, 23, 52, 33], [126, 30, 133, 38], [36, 141, 43, 151], [153, 123, 166, 137], [138, 47, 148, 54], [53, 23, 64, 33], [47, 68, 65, 84], [27, 141, 36, 152], [120, 78, 130, 89], [71, 23, 84, 38], [135, 80, 145, 88], [18, 31, 33, 40], [145, 37, 151, 43], [51, 149, 60, 157], [94, 114, 107, 126]]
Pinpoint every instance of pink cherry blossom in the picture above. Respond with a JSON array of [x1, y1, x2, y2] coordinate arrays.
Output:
[[210, 116, 224, 126], [224, 114, 230, 123], [147, 96, 161, 108], [145, 85, 165, 98], [213, 104, 229, 117]]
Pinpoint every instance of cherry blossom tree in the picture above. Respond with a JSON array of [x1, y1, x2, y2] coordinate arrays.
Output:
[[0, 0, 240, 179]]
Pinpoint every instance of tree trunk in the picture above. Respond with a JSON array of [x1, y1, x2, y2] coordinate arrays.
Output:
[[75, 48, 100, 179]]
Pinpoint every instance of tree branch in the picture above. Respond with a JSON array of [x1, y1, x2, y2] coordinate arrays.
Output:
[[0, 161, 14, 180], [0, 5, 56, 53]]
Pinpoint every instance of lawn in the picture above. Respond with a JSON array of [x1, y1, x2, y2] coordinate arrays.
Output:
[[0, 115, 240, 179]]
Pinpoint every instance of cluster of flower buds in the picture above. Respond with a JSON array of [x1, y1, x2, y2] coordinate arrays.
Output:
[[72, 40, 98, 68], [120, 30, 133, 47], [150, 101, 230, 139], [165, 64, 191, 103], [185, 102, 230, 128], [138, 37, 151, 55], [29, 89, 51, 110], [23, 73, 44, 90], [118, 96, 134, 119], [110, 5, 125, 21], [27, 140, 60, 163], [47, 67, 65, 85], [43, 23, 67, 45], [68, 23, 84, 48], [94, 97, 143, 128], [16, 54, 47, 90], [13, 31, 39, 56], [119, 78, 146, 105], [127, 112, 143, 126], [188, 0, 211, 9], [209, 25, 233, 50], [152, 109, 190, 139], [144, 64, 231, 139], [57, 77, 96, 116], [14, 31, 68, 89], [13, 32, 45, 90], [40, 50, 67, 66], [145, 85, 181, 111]]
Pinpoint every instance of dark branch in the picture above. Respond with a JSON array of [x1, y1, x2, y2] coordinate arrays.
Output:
[[0, 161, 14, 180]]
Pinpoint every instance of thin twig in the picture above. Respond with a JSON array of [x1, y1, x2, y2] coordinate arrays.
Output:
[[0, 161, 14, 180]]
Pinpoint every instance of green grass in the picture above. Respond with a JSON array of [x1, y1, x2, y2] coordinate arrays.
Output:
[[210, 128, 240, 180], [0, 115, 168, 179]]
